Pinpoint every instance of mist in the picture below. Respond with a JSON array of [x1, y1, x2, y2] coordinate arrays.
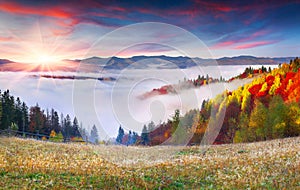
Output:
[[0, 64, 278, 139]]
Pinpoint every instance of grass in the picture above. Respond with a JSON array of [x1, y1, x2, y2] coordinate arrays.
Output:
[[0, 137, 299, 189]]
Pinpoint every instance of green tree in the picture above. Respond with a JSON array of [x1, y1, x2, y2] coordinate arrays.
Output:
[[1, 90, 15, 129], [234, 112, 250, 143], [264, 95, 287, 139], [285, 102, 300, 136]]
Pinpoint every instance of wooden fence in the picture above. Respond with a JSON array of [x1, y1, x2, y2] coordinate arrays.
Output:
[[0, 129, 85, 143]]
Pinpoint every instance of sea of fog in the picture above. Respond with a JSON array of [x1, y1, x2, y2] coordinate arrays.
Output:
[[0, 65, 278, 139]]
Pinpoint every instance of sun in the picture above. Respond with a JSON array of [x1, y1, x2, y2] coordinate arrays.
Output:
[[22, 50, 61, 66], [36, 53, 58, 64]]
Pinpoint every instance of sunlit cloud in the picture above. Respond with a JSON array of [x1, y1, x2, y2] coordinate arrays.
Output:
[[234, 41, 278, 49]]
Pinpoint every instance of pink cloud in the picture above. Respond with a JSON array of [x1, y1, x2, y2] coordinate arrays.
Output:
[[241, 30, 271, 42], [211, 29, 273, 49], [234, 41, 277, 49], [211, 41, 235, 49], [194, 1, 234, 12], [0, 36, 14, 42]]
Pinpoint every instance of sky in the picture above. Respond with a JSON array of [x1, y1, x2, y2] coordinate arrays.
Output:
[[0, 0, 300, 63]]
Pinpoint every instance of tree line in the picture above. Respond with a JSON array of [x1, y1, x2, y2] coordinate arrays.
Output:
[[0, 90, 99, 143]]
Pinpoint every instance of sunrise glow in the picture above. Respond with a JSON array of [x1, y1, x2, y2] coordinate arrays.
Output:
[[30, 52, 60, 65]]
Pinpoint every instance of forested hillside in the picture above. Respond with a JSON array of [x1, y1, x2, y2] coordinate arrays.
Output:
[[131, 58, 300, 146]]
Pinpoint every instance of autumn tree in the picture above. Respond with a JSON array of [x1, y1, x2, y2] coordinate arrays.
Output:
[[285, 102, 300, 136], [218, 98, 240, 143], [29, 104, 45, 134], [234, 112, 250, 143], [249, 100, 268, 141], [264, 95, 287, 139]]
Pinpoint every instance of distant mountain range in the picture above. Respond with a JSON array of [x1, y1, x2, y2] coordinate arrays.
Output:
[[0, 55, 295, 72], [76, 55, 294, 70]]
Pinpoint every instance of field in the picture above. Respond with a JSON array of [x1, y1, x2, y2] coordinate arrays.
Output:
[[0, 137, 299, 189]]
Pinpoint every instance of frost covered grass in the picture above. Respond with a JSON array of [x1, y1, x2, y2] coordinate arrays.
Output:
[[0, 137, 299, 189]]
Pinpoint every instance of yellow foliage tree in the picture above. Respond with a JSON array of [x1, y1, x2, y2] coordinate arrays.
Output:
[[259, 82, 268, 92], [50, 130, 56, 137], [249, 100, 268, 141], [269, 75, 281, 95]]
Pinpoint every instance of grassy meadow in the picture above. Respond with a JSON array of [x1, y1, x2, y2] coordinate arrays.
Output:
[[0, 137, 299, 189]]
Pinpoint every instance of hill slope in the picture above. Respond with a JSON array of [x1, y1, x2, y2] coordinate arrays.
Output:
[[144, 58, 300, 146]]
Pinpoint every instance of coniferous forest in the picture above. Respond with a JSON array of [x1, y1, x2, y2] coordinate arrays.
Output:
[[0, 90, 98, 143]]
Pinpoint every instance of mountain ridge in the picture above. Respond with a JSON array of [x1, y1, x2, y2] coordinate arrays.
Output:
[[0, 55, 296, 72]]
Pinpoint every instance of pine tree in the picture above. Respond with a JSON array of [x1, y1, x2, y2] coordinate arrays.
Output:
[[50, 109, 60, 133], [141, 125, 149, 145], [116, 125, 124, 144], [171, 109, 180, 133], [1, 90, 15, 129], [147, 121, 155, 132], [62, 114, 72, 140], [43, 109, 51, 135], [72, 117, 80, 137], [127, 130, 132, 145], [132, 131, 138, 145], [78, 122, 88, 142], [90, 125, 99, 144], [14, 97, 23, 132], [21, 102, 29, 133]]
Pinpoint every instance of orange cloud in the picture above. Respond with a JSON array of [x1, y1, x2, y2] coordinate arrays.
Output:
[[0, 2, 72, 18]]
